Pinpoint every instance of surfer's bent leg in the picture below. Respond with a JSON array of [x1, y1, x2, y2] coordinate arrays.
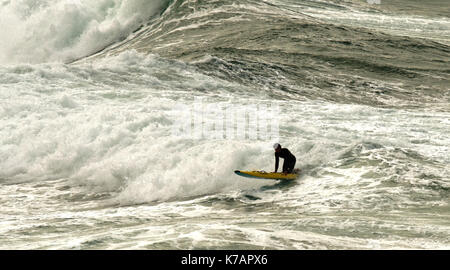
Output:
[[283, 158, 296, 173]]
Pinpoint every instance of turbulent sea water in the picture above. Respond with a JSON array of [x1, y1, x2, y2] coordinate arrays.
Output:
[[0, 0, 449, 249]]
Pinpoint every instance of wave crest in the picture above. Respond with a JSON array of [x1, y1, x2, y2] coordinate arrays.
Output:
[[0, 0, 170, 64]]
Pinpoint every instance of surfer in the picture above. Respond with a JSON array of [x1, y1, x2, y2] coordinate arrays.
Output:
[[273, 143, 296, 174]]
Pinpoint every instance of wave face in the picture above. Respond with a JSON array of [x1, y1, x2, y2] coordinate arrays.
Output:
[[0, 0, 449, 249], [86, 0, 450, 109]]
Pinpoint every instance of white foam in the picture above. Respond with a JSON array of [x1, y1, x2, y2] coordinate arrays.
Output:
[[0, 51, 270, 203], [0, 0, 170, 64]]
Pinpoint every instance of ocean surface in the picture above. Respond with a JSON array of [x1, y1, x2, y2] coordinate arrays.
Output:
[[0, 0, 449, 249]]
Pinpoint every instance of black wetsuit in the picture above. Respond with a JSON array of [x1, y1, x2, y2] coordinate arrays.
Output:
[[275, 148, 296, 173]]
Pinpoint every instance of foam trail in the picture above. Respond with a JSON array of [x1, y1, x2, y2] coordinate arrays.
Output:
[[0, 0, 170, 64]]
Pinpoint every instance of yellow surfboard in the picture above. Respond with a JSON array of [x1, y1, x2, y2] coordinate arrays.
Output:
[[234, 169, 300, 180]]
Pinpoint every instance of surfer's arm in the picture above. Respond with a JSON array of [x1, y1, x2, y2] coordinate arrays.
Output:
[[274, 155, 279, 173]]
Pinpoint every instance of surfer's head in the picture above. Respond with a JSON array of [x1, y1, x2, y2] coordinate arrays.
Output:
[[273, 143, 281, 152]]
